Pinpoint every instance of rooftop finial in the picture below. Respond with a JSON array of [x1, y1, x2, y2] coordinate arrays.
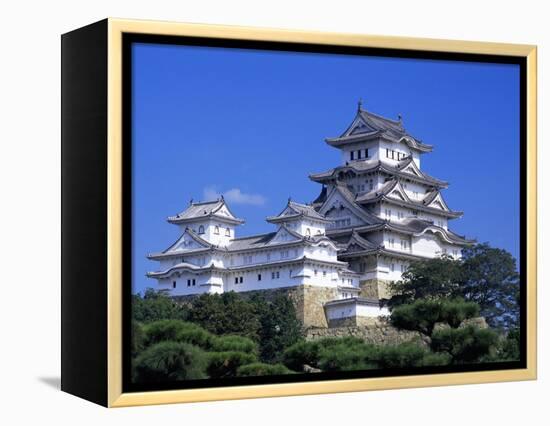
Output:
[[189, 198, 193, 205], [398, 113, 403, 122], [357, 98, 363, 111], [288, 196, 292, 204], [220, 194, 225, 201]]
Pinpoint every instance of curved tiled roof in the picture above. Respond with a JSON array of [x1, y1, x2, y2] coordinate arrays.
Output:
[[325, 108, 433, 153], [309, 159, 448, 188], [168, 198, 245, 225], [267, 200, 330, 223]]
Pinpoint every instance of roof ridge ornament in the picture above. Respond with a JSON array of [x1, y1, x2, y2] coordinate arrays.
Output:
[[357, 98, 363, 112]]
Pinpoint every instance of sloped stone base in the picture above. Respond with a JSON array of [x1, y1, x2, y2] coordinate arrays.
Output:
[[305, 319, 428, 346], [359, 279, 392, 300]]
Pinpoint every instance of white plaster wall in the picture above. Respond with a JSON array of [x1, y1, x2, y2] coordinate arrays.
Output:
[[340, 140, 378, 165], [325, 302, 388, 320]]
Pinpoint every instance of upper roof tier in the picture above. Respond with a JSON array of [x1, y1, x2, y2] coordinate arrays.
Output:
[[309, 157, 448, 188], [325, 106, 433, 153], [167, 198, 245, 225]]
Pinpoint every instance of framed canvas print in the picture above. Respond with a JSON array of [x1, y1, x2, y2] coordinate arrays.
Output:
[[61, 18, 537, 407]]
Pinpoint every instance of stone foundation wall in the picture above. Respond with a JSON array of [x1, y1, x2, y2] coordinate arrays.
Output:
[[306, 320, 428, 346], [359, 279, 392, 300], [327, 316, 383, 329]]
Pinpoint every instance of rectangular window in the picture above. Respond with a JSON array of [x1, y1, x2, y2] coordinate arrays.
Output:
[[187, 279, 191, 287], [192, 279, 196, 286], [390, 263, 395, 272], [234, 277, 238, 284], [350, 151, 354, 160], [357, 150, 362, 159], [173, 281, 177, 289], [258, 274, 262, 281], [365, 148, 369, 158], [386, 148, 390, 158], [239, 276, 243, 283]]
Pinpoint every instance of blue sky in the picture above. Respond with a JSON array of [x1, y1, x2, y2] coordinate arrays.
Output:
[[132, 42, 520, 294]]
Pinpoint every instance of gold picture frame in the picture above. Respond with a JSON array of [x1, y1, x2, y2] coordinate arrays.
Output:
[[61, 17, 537, 407]]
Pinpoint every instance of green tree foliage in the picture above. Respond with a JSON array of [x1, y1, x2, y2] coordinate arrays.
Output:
[[391, 298, 479, 335], [131, 321, 145, 357], [460, 243, 520, 329], [236, 362, 293, 377], [282, 340, 322, 371], [388, 255, 464, 306], [187, 292, 261, 340], [377, 343, 450, 368], [211, 335, 258, 354], [133, 341, 207, 383], [317, 338, 379, 371], [496, 328, 521, 361], [430, 325, 500, 364], [388, 244, 520, 330], [132, 289, 188, 323], [283, 337, 449, 371], [252, 293, 303, 363], [206, 351, 257, 378]]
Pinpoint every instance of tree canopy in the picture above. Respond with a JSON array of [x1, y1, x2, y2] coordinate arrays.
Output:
[[389, 243, 520, 330]]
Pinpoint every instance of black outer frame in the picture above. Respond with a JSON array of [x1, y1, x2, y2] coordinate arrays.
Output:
[[61, 19, 109, 406], [60, 21, 528, 406]]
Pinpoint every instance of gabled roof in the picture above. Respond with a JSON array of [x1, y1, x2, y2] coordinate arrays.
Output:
[[340, 231, 379, 255], [326, 218, 474, 246], [325, 107, 433, 153], [355, 179, 463, 219], [422, 190, 452, 212], [225, 224, 336, 253], [147, 227, 213, 259], [309, 159, 448, 188], [266, 200, 331, 223], [168, 198, 245, 225], [318, 183, 384, 226]]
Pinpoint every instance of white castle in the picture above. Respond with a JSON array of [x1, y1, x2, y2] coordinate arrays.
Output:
[[147, 104, 472, 327]]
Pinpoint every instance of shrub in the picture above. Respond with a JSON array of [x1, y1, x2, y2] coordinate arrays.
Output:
[[391, 300, 443, 335], [175, 322, 216, 349], [206, 351, 257, 378], [236, 362, 294, 377], [133, 341, 207, 383], [211, 335, 258, 354], [431, 325, 500, 364], [142, 319, 189, 347], [283, 340, 321, 371], [391, 298, 481, 335], [377, 343, 436, 369], [440, 299, 480, 328], [318, 341, 379, 371]]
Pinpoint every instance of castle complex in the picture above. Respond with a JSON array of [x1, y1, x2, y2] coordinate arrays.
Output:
[[147, 104, 472, 327]]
